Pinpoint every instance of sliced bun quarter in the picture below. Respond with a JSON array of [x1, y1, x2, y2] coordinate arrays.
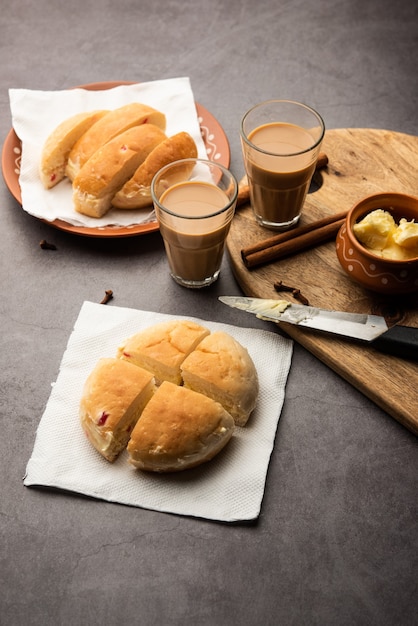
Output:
[[127, 381, 235, 472], [181, 331, 259, 427], [112, 131, 198, 209], [39, 110, 109, 189], [80, 357, 156, 462], [66, 102, 167, 181], [72, 124, 167, 218], [117, 319, 210, 385]]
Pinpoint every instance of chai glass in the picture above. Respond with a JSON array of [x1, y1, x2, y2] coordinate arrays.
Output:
[[151, 158, 238, 288], [240, 99, 325, 230]]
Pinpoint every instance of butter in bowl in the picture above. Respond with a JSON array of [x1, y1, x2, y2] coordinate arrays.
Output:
[[336, 192, 418, 295]]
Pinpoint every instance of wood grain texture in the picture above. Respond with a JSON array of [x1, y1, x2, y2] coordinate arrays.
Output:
[[227, 128, 418, 435]]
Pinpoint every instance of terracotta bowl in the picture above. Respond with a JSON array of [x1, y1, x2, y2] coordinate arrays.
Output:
[[336, 192, 418, 295]]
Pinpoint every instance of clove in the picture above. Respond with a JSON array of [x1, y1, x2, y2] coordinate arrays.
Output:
[[39, 239, 57, 250], [100, 289, 113, 304], [291, 289, 310, 306], [274, 280, 310, 305]]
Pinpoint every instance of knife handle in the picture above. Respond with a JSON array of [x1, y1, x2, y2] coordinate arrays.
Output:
[[373, 325, 418, 361]]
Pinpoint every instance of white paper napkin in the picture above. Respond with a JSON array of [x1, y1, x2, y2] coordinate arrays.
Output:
[[24, 302, 293, 522], [9, 77, 208, 229]]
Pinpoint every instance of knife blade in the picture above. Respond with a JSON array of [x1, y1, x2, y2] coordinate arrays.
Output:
[[219, 296, 418, 361]]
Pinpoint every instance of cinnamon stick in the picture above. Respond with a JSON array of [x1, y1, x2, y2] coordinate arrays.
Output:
[[236, 183, 250, 207], [315, 152, 329, 170], [241, 211, 347, 269]]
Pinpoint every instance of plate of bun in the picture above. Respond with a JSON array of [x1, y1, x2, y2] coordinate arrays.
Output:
[[2, 81, 231, 238]]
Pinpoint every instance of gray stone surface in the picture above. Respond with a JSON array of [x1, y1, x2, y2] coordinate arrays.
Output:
[[1, 1, 417, 624]]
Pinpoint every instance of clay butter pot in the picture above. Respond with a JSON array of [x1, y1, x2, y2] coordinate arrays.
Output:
[[336, 192, 418, 295]]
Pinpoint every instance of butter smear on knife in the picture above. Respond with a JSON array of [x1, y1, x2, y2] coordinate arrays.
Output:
[[229, 298, 292, 320]]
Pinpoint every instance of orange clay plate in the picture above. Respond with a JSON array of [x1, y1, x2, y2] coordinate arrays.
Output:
[[2, 81, 231, 238]]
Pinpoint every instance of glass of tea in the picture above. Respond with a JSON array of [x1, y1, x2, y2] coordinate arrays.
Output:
[[240, 100, 325, 230], [151, 158, 238, 288]]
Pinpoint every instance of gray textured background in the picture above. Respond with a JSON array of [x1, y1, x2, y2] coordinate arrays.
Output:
[[1, 1, 417, 624]]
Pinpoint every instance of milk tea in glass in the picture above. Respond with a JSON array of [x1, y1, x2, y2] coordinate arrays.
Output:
[[151, 158, 238, 288], [241, 100, 325, 230]]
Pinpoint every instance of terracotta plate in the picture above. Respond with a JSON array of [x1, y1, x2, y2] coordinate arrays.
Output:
[[2, 81, 231, 238]]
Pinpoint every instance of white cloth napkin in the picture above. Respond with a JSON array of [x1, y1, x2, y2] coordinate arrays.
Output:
[[24, 302, 293, 522], [9, 77, 208, 228]]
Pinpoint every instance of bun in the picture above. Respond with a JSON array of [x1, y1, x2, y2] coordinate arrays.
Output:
[[117, 319, 210, 385], [40, 106, 201, 218], [66, 103, 166, 180], [112, 131, 198, 209], [72, 124, 167, 218], [79, 357, 155, 462], [39, 110, 108, 189], [181, 331, 259, 426], [127, 381, 234, 472], [80, 321, 258, 472]]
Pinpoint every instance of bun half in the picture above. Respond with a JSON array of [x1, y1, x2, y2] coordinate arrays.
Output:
[[66, 102, 166, 180], [181, 331, 259, 426], [72, 124, 167, 218], [112, 131, 198, 209], [40, 110, 108, 189], [79, 358, 155, 462], [117, 319, 210, 385], [127, 381, 234, 472]]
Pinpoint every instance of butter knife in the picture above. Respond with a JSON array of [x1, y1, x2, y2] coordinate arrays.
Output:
[[219, 296, 418, 361]]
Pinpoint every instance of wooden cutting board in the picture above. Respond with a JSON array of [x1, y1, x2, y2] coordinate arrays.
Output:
[[227, 128, 418, 436]]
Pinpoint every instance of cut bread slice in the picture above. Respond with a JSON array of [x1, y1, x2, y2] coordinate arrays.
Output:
[[66, 102, 166, 180], [72, 124, 167, 218], [181, 331, 259, 426], [79, 357, 155, 462], [117, 319, 210, 385], [127, 381, 234, 472], [39, 110, 108, 189], [112, 131, 198, 209]]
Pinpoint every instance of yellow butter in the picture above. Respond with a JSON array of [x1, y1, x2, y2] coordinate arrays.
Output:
[[353, 209, 396, 251], [353, 209, 418, 260], [392, 218, 418, 252]]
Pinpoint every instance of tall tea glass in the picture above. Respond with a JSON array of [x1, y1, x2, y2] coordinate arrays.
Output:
[[241, 100, 325, 230], [151, 158, 238, 288]]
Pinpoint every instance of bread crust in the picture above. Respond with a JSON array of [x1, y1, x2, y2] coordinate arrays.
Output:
[[181, 331, 259, 426], [72, 124, 167, 218], [127, 381, 234, 472], [118, 319, 210, 385], [112, 131, 198, 209], [39, 110, 108, 189], [66, 102, 166, 180], [79, 357, 155, 462]]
